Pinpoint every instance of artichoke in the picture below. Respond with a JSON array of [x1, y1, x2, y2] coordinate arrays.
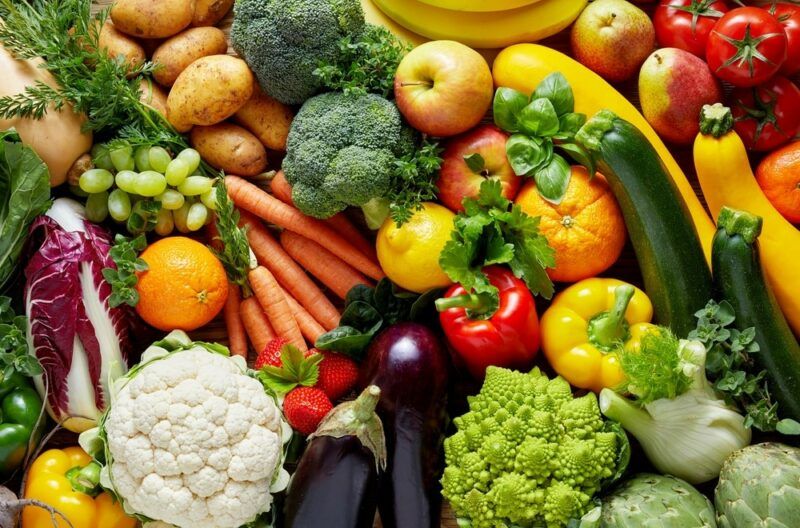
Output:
[[715, 443, 800, 528], [580, 474, 717, 527]]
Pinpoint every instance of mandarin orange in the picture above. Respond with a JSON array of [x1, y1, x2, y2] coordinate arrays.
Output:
[[756, 141, 800, 224]]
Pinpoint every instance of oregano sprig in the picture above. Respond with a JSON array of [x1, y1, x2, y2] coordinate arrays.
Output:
[[103, 234, 148, 308]]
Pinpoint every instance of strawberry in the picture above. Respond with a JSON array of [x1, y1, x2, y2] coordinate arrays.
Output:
[[315, 350, 359, 401], [255, 337, 290, 369], [283, 387, 333, 435]]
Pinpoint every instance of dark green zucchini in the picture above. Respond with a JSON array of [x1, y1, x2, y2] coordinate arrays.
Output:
[[711, 207, 800, 421], [576, 110, 713, 336]]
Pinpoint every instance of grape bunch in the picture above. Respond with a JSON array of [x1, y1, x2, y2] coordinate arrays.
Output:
[[77, 142, 218, 235]]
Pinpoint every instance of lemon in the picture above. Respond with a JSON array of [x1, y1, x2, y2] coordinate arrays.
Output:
[[376, 202, 455, 293]]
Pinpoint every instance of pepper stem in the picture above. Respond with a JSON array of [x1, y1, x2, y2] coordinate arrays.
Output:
[[66, 461, 102, 496], [588, 285, 635, 350], [435, 293, 491, 314]]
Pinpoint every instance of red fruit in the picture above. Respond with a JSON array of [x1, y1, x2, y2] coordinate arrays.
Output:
[[316, 351, 360, 401], [283, 387, 333, 435], [772, 3, 800, 76], [255, 337, 290, 369], [654, 0, 730, 58], [731, 75, 800, 151]]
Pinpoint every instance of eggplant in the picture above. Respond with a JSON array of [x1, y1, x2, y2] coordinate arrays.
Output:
[[284, 386, 386, 528], [358, 322, 449, 528]]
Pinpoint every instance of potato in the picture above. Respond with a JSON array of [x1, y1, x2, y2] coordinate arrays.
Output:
[[234, 87, 294, 151], [166, 55, 254, 133], [193, 0, 235, 27], [138, 79, 169, 117], [190, 123, 267, 177], [110, 0, 194, 39], [152, 28, 228, 87], [99, 22, 145, 70]]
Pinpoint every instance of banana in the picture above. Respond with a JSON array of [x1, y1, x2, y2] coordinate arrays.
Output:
[[415, 0, 542, 12]]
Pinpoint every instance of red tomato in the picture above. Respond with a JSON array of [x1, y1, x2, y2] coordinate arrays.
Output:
[[771, 3, 800, 75], [654, 0, 730, 57], [706, 7, 788, 87], [731, 75, 800, 151]]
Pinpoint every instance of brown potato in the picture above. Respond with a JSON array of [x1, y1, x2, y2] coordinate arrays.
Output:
[[138, 79, 168, 117], [166, 55, 254, 133], [110, 0, 195, 39], [152, 28, 227, 87], [193, 0, 235, 27], [190, 123, 267, 177], [234, 87, 294, 151], [99, 22, 145, 70]]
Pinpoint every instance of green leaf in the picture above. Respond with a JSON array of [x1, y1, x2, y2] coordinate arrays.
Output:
[[493, 87, 529, 133], [518, 98, 560, 137], [258, 345, 323, 394], [558, 142, 596, 176], [534, 155, 571, 204], [104, 234, 148, 308], [463, 153, 485, 174], [532, 72, 575, 116], [559, 112, 587, 136], [777, 418, 800, 435], [505, 135, 546, 176]]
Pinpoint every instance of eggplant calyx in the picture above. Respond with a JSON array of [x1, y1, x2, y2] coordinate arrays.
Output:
[[308, 385, 387, 471]]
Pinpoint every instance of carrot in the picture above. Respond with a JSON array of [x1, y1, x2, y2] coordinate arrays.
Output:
[[239, 212, 341, 330], [249, 266, 307, 351], [224, 284, 248, 358], [280, 230, 371, 300], [240, 296, 275, 354], [281, 286, 326, 344], [227, 175, 385, 280], [271, 170, 378, 263]]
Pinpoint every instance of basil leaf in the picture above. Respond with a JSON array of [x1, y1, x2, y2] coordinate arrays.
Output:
[[534, 155, 571, 204], [463, 153, 485, 174], [505, 135, 546, 176], [559, 112, 587, 136], [532, 72, 574, 116], [558, 142, 596, 176], [493, 87, 529, 133], [519, 98, 560, 137], [777, 418, 800, 435]]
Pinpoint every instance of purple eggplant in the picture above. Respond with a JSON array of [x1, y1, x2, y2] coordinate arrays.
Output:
[[358, 322, 449, 528], [284, 386, 386, 528]]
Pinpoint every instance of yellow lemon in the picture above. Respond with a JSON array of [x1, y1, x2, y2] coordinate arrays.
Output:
[[376, 203, 455, 293]]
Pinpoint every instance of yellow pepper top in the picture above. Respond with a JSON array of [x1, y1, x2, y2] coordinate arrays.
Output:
[[23, 447, 135, 528], [541, 278, 656, 393]]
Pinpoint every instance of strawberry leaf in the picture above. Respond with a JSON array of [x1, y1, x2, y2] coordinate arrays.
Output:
[[257, 344, 322, 394]]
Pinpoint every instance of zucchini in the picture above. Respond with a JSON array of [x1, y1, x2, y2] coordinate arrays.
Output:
[[576, 110, 712, 336], [711, 207, 800, 421]]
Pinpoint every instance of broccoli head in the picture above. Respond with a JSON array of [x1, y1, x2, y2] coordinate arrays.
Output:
[[441, 366, 626, 528], [282, 92, 415, 220], [230, 0, 365, 105]]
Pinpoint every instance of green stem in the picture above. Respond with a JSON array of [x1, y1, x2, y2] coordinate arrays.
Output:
[[435, 293, 492, 314], [66, 461, 101, 496], [717, 206, 763, 244], [699, 103, 734, 138], [588, 285, 634, 349], [353, 385, 381, 423], [598, 389, 654, 441]]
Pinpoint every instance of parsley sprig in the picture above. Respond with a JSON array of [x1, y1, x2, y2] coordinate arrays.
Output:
[[0, 296, 43, 380], [388, 136, 443, 226], [103, 235, 149, 308]]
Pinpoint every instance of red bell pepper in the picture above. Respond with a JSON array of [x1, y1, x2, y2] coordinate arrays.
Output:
[[435, 266, 540, 379]]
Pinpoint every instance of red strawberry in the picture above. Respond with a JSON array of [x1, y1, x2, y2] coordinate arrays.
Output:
[[315, 350, 359, 401], [283, 387, 333, 435], [255, 337, 290, 369]]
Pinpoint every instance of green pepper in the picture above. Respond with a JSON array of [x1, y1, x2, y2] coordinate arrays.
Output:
[[0, 371, 43, 473]]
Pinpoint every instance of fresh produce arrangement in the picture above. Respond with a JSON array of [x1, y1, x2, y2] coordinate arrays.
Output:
[[0, 0, 797, 527]]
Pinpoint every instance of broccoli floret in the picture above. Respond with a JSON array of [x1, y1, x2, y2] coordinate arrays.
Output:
[[282, 92, 415, 221], [442, 366, 626, 528], [230, 0, 365, 105]]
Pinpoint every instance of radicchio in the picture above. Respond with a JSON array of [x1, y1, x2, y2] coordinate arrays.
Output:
[[24, 198, 131, 433]]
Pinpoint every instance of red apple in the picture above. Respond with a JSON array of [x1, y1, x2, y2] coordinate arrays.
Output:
[[436, 125, 522, 212], [394, 40, 493, 137]]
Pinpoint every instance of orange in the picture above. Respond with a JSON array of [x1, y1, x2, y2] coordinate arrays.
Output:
[[756, 141, 800, 224], [136, 236, 228, 331], [515, 166, 626, 283]]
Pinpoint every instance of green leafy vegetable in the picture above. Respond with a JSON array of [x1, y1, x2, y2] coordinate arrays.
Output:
[[438, 179, 555, 315], [618, 328, 692, 404], [212, 178, 253, 296], [0, 296, 43, 380], [0, 130, 51, 293], [103, 234, 148, 308], [388, 135, 443, 226]]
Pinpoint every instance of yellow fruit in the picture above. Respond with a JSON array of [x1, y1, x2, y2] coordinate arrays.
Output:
[[370, 0, 587, 48], [417, 0, 542, 12], [361, 0, 425, 45], [376, 203, 455, 293]]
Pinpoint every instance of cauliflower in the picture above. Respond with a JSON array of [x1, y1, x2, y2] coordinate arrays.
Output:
[[442, 366, 627, 528], [80, 331, 290, 528]]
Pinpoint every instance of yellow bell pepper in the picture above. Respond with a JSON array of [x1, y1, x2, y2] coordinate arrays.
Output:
[[541, 278, 656, 393], [23, 447, 136, 528]]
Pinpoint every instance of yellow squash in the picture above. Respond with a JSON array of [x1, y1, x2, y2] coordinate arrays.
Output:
[[416, 0, 542, 12], [493, 44, 716, 262], [370, 0, 587, 49], [693, 105, 800, 336]]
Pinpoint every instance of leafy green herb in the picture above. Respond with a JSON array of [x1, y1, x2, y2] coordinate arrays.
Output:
[[618, 328, 691, 404], [493, 73, 593, 203], [102, 234, 149, 308], [690, 299, 800, 434], [211, 178, 253, 296], [0, 296, 43, 380], [258, 345, 324, 395], [313, 25, 411, 99], [388, 136, 443, 226], [438, 179, 555, 315]]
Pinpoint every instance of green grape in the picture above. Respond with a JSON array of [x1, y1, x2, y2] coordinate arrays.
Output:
[[149, 146, 172, 173], [85, 192, 109, 223], [91, 144, 114, 171], [177, 148, 201, 174], [135, 170, 168, 197], [177, 176, 214, 196], [134, 146, 152, 172], [154, 208, 174, 236], [69, 185, 89, 198], [165, 158, 190, 186], [79, 168, 114, 194], [156, 189, 185, 210], [108, 189, 132, 222], [109, 144, 134, 172], [200, 187, 218, 211], [173, 202, 191, 233], [115, 170, 139, 194], [186, 202, 208, 231]]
